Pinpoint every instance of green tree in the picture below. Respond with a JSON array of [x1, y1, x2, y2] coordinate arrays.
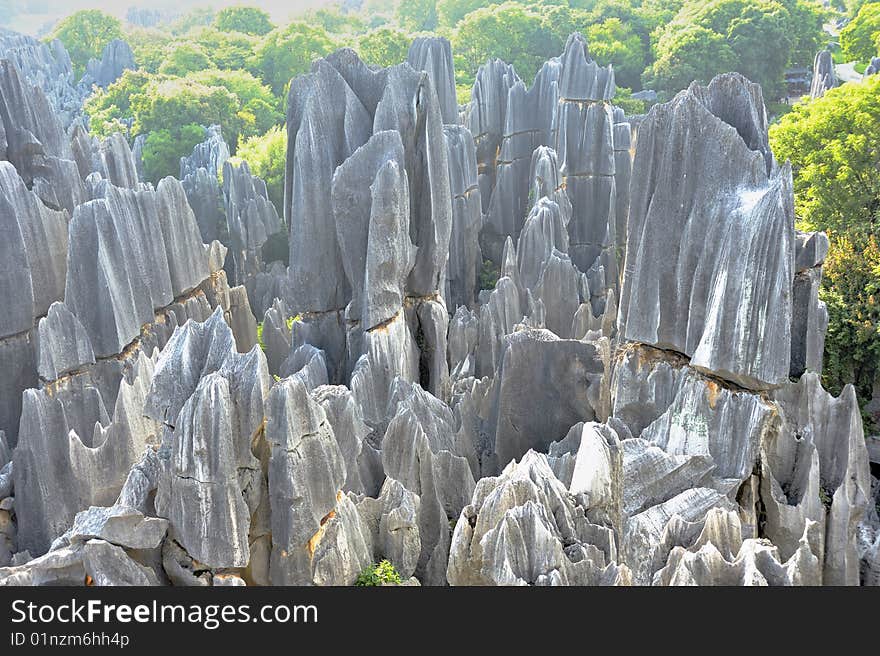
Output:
[[252, 23, 337, 95], [48, 10, 124, 76], [125, 28, 173, 74], [188, 69, 283, 140], [141, 123, 206, 184], [584, 18, 647, 90], [192, 28, 260, 71], [644, 24, 738, 94], [170, 8, 215, 35], [396, 0, 439, 32], [213, 5, 275, 36], [769, 76, 880, 406], [646, 0, 821, 98], [840, 1, 880, 62], [357, 27, 412, 68], [235, 125, 287, 210], [780, 0, 828, 66], [303, 8, 368, 34], [158, 42, 214, 76], [83, 69, 153, 138], [437, 0, 487, 27], [452, 3, 562, 87]]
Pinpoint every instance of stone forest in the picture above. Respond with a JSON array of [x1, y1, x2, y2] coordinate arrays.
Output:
[[0, 9, 878, 586]]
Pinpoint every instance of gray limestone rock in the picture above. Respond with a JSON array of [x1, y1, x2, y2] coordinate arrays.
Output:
[[620, 74, 793, 390], [810, 50, 837, 99], [466, 59, 520, 215], [407, 36, 458, 125], [770, 374, 871, 585], [286, 59, 371, 314], [491, 329, 607, 469], [82, 539, 159, 586], [14, 351, 159, 554], [65, 179, 208, 357], [0, 162, 68, 336], [382, 380, 475, 584], [265, 376, 346, 585], [84, 40, 135, 88], [640, 367, 777, 489], [222, 159, 282, 287], [443, 125, 482, 310], [558, 33, 615, 102], [447, 451, 627, 586], [622, 487, 737, 585], [0, 545, 86, 586], [155, 373, 251, 568], [36, 301, 95, 380], [790, 266, 828, 377], [360, 479, 422, 579]]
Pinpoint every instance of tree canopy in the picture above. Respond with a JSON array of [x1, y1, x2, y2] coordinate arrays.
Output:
[[251, 22, 337, 95], [213, 6, 275, 36], [770, 75, 880, 406], [840, 1, 880, 62], [48, 10, 124, 76]]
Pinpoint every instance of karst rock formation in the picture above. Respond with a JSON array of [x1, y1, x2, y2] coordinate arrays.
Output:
[[0, 32, 877, 587]]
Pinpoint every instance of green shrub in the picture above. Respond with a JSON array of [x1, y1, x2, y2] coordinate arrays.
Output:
[[355, 560, 402, 586]]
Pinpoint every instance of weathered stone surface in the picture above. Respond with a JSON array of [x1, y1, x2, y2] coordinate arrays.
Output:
[[265, 376, 346, 585], [622, 487, 737, 585], [769, 374, 871, 585], [155, 373, 250, 568], [491, 329, 607, 470], [620, 74, 793, 390], [15, 351, 159, 554], [0, 545, 86, 586], [448, 451, 628, 585], [65, 178, 208, 357], [466, 59, 519, 214], [84, 40, 135, 88], [222, 159, 283, 287], [443, 125, 481, 310], [640, 367, 776, 489], [0, 162, 68, 336], [36, 301, 95, 380], [407, 36, 458, 125], [65, 504, 168, 551], [0, 29, 82, 127], [286, 59, 371, 313], [82, 539, 160, 586], [810, 50, 837, 99], [382, 380, 475, 584]]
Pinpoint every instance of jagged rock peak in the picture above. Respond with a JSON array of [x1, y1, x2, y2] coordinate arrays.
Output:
[[558, 33, 615, 102]]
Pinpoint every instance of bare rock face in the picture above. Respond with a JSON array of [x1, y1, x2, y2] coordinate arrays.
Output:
[[466, 59, 519, 214], [443, 125, 482, 310], [36, 301, 95, 380], [491, 329, 607, 470], [149, 309, 269, 569], [448, 451, 628, 585], [0, 28, 81, 127], [84, 40, 135, 88], [64, 178, 209, 358], [767, 374, 871, 585], [4, 31, 876, 589], [222, 159, 283, 288], [265, 376, 353, 584], [407, 36, 458, 125], [619, 74, 794, 391], [381, 380, 475, 584], [14, 351, 160, 554], [810, 50, 837, 99], [0, 162, 68, 337]]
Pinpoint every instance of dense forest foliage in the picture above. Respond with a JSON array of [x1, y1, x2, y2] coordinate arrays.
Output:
[[35, 0, 880, 427]]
